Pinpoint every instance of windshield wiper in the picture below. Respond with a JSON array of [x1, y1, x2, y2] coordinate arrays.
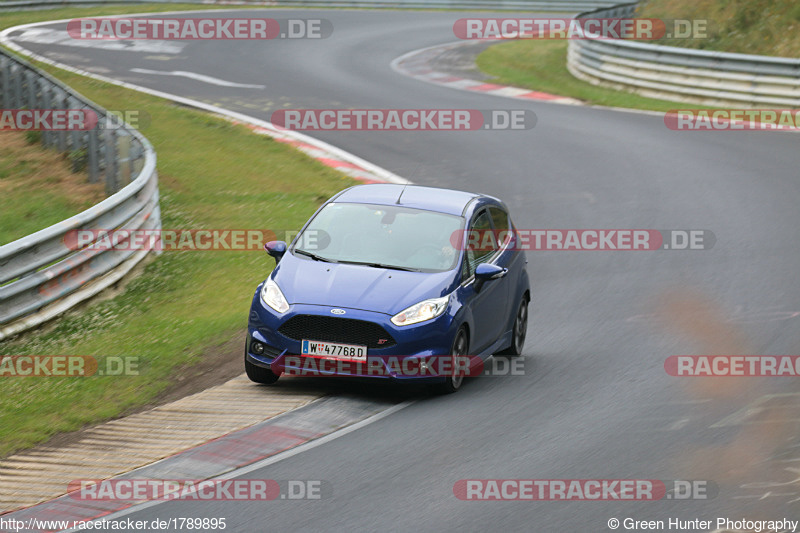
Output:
[[294, 249, 337, 263], [339, 260, 421, 272]]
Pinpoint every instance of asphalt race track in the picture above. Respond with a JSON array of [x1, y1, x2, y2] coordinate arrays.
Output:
[[7, 9, 800, 532]]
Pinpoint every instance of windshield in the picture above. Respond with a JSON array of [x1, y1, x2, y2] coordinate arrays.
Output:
[[293, 202, 464, 272]]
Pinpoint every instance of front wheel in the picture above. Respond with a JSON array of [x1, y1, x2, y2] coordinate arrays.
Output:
[[245, 354, 280, 384], [498, 296, 528, 356], [439, 327, 469, 394]]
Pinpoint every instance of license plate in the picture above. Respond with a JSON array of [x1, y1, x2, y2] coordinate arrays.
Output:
[[302, 340, 367, 361]]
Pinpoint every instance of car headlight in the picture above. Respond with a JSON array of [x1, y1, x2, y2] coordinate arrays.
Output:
[[391, 294, 450, 326], [261, 278, 289, 313]]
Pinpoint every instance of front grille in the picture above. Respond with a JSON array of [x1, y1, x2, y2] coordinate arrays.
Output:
[[278, 315, 397, 349]]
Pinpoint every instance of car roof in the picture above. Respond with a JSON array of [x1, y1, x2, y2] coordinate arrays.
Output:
[[333, 184, 485, 216]]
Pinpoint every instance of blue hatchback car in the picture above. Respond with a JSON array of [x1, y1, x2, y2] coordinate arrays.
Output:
[[245, 184, 529, 392]]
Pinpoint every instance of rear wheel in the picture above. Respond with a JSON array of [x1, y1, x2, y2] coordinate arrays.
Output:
[[439, 327, 469, 394], [499, 296, 528, 356], [245, 353, 280, 384]]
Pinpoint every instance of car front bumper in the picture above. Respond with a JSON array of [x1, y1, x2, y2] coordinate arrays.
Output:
[[246, 289, 461, 383]]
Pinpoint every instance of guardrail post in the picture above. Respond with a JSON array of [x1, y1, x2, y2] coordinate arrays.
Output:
[[0, 57, 9, 109], [129, 139, 144, 179], [87, 126, 100, 183], [25, 70, 36, 110], [67, 96, 83, 169], [11, 62, 23, 109], [104, 126, 119, 194], [116, 129, 132, 185], [40, 80, 53, 148], [54, 87, 67, 151]]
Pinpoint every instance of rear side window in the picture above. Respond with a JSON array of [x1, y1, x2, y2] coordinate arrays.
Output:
[[488, 206, 513, 248], [488, 206, 509, 232]]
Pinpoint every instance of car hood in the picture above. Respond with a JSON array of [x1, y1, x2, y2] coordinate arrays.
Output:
[[271, 254, 458, 315]]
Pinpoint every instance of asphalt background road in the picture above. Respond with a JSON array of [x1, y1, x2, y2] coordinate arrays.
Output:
[[8, 9, 800, 532]]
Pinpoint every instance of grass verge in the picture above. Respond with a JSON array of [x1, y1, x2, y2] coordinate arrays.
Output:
[[0, 5, 356, 458], [0, 130, 106, 244], [637, 0, 800, 58], [475, 39, 711, 113]]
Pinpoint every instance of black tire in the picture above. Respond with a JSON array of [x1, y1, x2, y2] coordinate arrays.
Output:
[[245, 354, 280, 384], [439, 327, 469, 394], [498, 296, 528, 356]]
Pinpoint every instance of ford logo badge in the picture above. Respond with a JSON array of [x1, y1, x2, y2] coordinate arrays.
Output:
[[331, 309, 346, 315]]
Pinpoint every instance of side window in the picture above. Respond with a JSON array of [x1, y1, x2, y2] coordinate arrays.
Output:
[[465, 210, 495, 278], [488, 206, 511, 248], [488, 206, 509, 232]]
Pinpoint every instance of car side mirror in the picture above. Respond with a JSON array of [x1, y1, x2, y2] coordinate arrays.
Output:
[[264, 241, 287, 263], [474, 263, 507, 292]]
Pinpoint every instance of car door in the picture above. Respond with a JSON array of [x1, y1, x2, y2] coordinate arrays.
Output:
[[487, 205, 518, 334], [462, 207, 511, 353]]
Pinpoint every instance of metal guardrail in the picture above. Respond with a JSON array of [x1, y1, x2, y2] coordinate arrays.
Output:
[[0, 0, 617, 12], [0, 47, 160, 340], [567, 2, 800, 107]]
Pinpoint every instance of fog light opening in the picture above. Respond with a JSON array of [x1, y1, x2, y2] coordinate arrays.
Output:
[[251, 341, 266, 355]]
